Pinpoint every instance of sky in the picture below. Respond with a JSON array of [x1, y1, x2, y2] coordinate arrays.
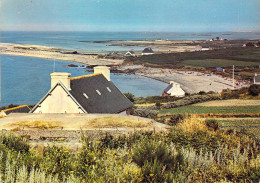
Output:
[[0, 0, 260, 32]]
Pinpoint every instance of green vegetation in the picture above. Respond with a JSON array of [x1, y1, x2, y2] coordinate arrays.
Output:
[[159, 105, 260, 114], [0, 117, 259, 182], [125, 47, 260, 67], [217, 118, 260, 136], [181, 59, 259, 67]]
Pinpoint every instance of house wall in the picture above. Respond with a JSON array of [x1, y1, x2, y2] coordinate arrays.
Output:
[[33, 85, 84, 114], [168, 86, 185, 97]]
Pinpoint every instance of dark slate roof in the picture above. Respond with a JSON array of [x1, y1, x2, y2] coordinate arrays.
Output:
[[255, 75, 260, 83], [163, 84, 172, 93], [70, 74, 133, 113], [142, 47, 154, 53], [3, 105, 31, 115], [127, 50, 135, 54]]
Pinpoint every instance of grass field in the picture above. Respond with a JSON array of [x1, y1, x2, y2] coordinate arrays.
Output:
[[159, 105, 260, 114], [181, 59, 259, 67], [125, 47, 260, 67], [194, 99, 260, 107], [234, 52, 260, 60], [217, 118, 260, 136]]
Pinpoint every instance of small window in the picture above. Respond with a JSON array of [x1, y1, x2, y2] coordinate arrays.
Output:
[[96, 90, 101, 95], [83, 93, 89, 99], [106, 87, 111, 92]]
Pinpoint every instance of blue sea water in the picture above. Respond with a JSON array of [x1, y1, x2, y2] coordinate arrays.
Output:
[[0, 55, 168, 107], [1, 31, 259, 51]]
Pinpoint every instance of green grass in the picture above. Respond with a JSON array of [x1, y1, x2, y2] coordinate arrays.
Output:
[[159, 105, 260, 114], [181, 59, 260, 67], [234, 52, 260, 60], [217, 118, 260, 136]]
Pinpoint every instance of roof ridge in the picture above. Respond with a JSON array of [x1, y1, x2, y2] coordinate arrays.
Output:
[[70, 73, 102, 80], [3, 105, 29, 112]]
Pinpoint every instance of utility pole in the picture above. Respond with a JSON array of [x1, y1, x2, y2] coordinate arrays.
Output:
[[233, 65, 235, 89]]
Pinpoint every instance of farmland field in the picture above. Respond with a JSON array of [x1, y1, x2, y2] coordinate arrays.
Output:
[[159, 105, 260, 114], [217, 118, 260, 136], [194, 99, 260, 107], [181, 59, 260, 67]]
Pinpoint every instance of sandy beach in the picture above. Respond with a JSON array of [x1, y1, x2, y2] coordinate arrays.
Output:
[[117, 65, 250, 93], [0, 43, 123, 66]]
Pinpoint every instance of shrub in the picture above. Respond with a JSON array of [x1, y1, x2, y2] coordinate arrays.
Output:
[[41, 145, 74, 180], [0, 133, 30, 153], [132, 106, 158, 118], [205, 119, 219, 131], [161, 94, 220, 109], [167, 114, 184, 126], [123, 92, 135, 103], [132, 139, 184, 171], [248, 84, 260, 96], [155, 102, 161, 109]]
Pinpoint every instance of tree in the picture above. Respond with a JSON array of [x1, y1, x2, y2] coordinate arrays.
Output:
[[246, 42, 254, 47], [124, 92, 135, 102]]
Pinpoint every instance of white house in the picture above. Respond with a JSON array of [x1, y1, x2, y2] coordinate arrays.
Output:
[[30, 66, 133, 114], [125, 50, 135, 56], [162, 81, 185, 97], [254, 73, 260, 85]]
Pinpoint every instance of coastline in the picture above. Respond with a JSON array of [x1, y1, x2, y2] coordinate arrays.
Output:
[[0, 43, 123, 66], [0, 42, 251, 94]]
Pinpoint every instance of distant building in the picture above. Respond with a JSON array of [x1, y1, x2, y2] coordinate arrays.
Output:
[[30, 66, 133, 114], [125, 50, 135, 56], [216, 67, 223, 72], [195, 45, 211, 51], [0, 105, 31, 116], [195, 45, 203, 51], [142, 47, 154, 55], [254, 74, 260, 85], [162, 81, 185, 97]]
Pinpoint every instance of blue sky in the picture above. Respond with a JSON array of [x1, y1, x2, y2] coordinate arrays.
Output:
[[1, 0, 260, 32]]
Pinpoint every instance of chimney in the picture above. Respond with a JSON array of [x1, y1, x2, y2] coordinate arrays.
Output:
[[50, 72, 71, 90], [94, 66, 110, 81]]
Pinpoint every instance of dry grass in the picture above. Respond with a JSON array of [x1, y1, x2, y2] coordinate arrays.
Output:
[[176, 118, 207, 133], [10, 120, 60, 129], [135, 103, 167, 107], [88, 116, 153, 128], [194, 99, 260, 107]]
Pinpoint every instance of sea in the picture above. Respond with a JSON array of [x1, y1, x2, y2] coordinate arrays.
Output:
[[0, 31, 259, 107]]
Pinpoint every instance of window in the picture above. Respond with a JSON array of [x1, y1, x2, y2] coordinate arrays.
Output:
[[96, 90, 101, 95], [106, 87, 111, 92], [83, 93, 89, 99]]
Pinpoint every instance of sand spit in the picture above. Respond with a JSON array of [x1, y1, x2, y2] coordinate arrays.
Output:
[[0, 43, 123, 66]]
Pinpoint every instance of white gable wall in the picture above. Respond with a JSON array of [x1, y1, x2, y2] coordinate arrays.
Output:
[[33, 85, 84, 113], [167, 85, 185, 97]]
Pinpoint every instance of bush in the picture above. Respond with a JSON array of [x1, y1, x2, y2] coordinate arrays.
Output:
[[167, 114, 184, 126], [155, 102, 161, 109], [123, 92, 135, 102], [205, 119, 219, 131], [162, 94, 220, 109], [0, 133, 30, 153], [132, 106, 158, 118], [248, 84, 260, 96]]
